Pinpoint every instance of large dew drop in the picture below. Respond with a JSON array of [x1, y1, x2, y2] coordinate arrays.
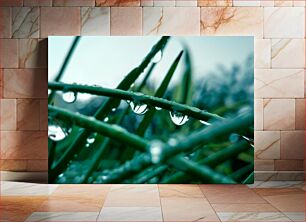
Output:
[[129, 101, 148, 115], [169, 111, 189, 126], [62, 91, 77, 103], [48, 124, 67, 141], [152, 50, 163, 63]]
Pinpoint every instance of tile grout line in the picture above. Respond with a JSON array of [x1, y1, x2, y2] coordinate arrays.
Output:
[[157, 184, 165, 222]]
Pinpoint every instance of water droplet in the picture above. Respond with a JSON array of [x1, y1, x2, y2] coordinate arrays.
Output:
[[112, 108, 116, 112], [149, 140, 163, 164], [169, 111, 189, 126], [200, 120, 211, 126], [62, 91, 77, 103], [126, 100, 131, 104], [168, 138, 177, 146], [155, 107, 162, 110], [48, 89, 51, 95], [85, 143, 90, 148], [104, 117, 109, 122], [130, 83, 135, 88], [87, 133, 97, 144], [152, 50, 163, 63], [129, 101, 148, 115], [48, 124, 67, 141]]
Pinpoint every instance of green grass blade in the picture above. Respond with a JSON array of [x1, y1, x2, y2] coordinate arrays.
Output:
[[180, 47, 192, 104], [230, 163, 254, 181], [243, 172, 254, 184]]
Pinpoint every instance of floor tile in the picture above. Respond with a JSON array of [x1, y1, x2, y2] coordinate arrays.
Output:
[[103, 185, 160, 207], [97, 207, 162, 221], [161, 197, 219, 221], [212, 203, 278, 212], [200, 185, 266, 204], [25, 212, 99, 221], [1, 181, 58, 196], [217, 212, 291, 221], [158, 184, 204, 198], [283, 212, 305, 221]]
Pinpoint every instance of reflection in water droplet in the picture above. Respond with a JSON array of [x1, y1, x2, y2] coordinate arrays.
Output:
[[104, 117, 109, 122], [129, 101, 148, 115], [152, 50, 163, 63], [149, 140, 163, 164], [169, 111, 189, 126], [112, 108, 116, 112], [48, 124, 67, 141], [126, 100, 131, 104], [155, 107, 162, 110], [200, 120, 211, 126], [48, 89, 51, 95], [87, 133, 96, 144], [62, 91, 77, 103]]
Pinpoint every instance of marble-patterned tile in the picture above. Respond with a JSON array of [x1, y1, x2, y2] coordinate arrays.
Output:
[[26, 212, 99, 221], [198, 0, 232, 6], [96, 0, 140, 6], [248, 181, 304, 189], [0, 131, 48, 159], [154, 0, 176, 6], [254, 160, 274, 171], [272, 39, 305, 68], [255, 69, 304, 98], [233, 0, 260, 6], [110, 7, 142, 35], [23, 0, 52, 6], [0, 159, 27, 171], [275, 160, 304, 171], [98, 207, 163, 221], [293, 0, 305, 6], [263, 99, 295, 130], [3, 69, 47, 99], [1, 181, 58, 196], [40, 7, 80, 38], [274, 0, 293, 6], [103, 184, 160, 207], [0, 39, 18, 68], [39, 99, 48, 130], [199, 185, 266, 204], [19, 39, 47, 68], [260, 0, 274, 6], [280, 131, 304, 160], [255, 99, 263, 130], [0, 99, 17, 130], [217, 212, 291, 221], [200, 7, 263, 37], [27, 159, 48, 172], [17, 99, 40, 130], [12, 7, 39, 38], [53, 0, 95, 6], [0, 7, 11, 38], [143, 7, 200, 35], [158, 184, 204, 198], [81, 7, 110, 35], [141, 0, 153, 6], [0, 196, 47, 221], [255, 171, 304, 181], [254, 131, 280, 160], [161, 197, 220, 221], [176, 0, 197, 6], [295, 99, 305, 130], [264, 7, 305, 38], [0, 0, 22, 6], [283, 212, 305, 221], [254, 39, 271, 68], [212, 203, 278, 212]]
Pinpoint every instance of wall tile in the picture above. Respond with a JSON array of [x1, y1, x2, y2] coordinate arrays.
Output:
[[39, 99, 48, 130], [3, 69, 47, 99], [12, 7, 39, 38], [19, 39, 47, 68], [263, 99, 295, 130], [0, 69, 3, 98], [0, 39, 18, 68], [260, 0, 274, 6], [200, 7, 263, 37], [176, 0, 197, 6], [110, 7, 142, 35], [27, 159, 48, 171], [154, 0, 175, 6], [0, 131, 48, 159], [198, 0, 232, 6], [275, 160, 304, 171], [274, 0, 293, 6], [255, 69, 304, 98], [255, 99, 263, 130], [17, 99, 40, 130], [81, 7, 110, 35], [264, 7, 305, 38], [23, 0, 52, 6], [233, 0, 260, 6], [293, 0, 305, 6], [0, 7, 11, 38], [0, 159, 27, 171], [280, 131, 304, 160], [141, 0, 153, 6], [305, 70, 306, 98], [0, 0, 22, 6], [254, 39, 271, 68], [96, 0, 140, 6], [53, 0, 95, 6], [295, 99, 305, 130], [254, 160, 274, 171], [271, 39, 305, 68], [143, 7, 200, 35], [40, 7, 80, 38], [0, 99, 16, 130], [255, 131, 280, 160]]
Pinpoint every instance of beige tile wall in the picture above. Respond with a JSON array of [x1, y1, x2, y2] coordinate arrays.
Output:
[[0, 0, 304, 180]]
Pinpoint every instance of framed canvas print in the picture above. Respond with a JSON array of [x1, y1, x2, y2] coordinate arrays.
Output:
[[48, 36, 254, 184]]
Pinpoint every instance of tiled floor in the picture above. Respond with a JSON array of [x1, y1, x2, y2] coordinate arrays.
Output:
[[0, 181, 305, 221]]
